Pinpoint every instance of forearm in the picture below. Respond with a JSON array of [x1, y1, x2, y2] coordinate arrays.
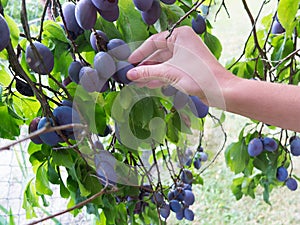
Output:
[[222, 74, 300, 132]]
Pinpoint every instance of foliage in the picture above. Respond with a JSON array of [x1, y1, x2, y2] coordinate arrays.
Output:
[[0, 0, 299, 224]]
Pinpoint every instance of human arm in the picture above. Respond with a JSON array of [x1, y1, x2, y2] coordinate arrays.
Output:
[[126, 26, 300, 132]]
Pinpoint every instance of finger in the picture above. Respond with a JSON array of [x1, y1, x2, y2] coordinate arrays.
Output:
[[126, 63, 178, 84], [139, 49, 173, 66], [128, 31, 170, 64]]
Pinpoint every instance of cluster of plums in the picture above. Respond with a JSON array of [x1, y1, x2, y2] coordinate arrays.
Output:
[[248, 136, 300, 191], [247, 137, 278, 157], [68, 30, 133, 92], [185, 146, 208, 170], [161, 85, 209, 118], [158, 169, 195, 221], [29, 100, 81, 146]]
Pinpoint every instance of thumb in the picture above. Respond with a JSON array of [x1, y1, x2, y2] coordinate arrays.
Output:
[[127, 64, 172, 83]]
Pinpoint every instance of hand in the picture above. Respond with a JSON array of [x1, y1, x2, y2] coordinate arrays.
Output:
[[127, 26, 236, 108]]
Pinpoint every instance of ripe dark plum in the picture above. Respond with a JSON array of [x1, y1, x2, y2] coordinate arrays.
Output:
[[176, 208, 184, 220], [193, 158, 201, 169], [97, 5, 119, 22], [107, 39, 131, 60], [290, 137, 300, 156], [15, 78, 34, 97], [286, 178, 298, 191], [188, 96, 209, 118], [53, 106, 81, 132], [29, 117, 44, 144], [141, 0, 161, 25], [37, 117, 63, 146], [180, 169, 193, 184], [183, 190, 195, 206], [151, 192, 164, 206], [276, 166, 288, 182], [160, 0, 176, 4], [184, 208, 194, 221], [161, 85, 178, 96], [133, 0, 153, 11], [174, 187, 185, 201], [68, 61, 82, 84], [247, 138, 263, 157], [159, 204, 170, 219], [271, 20, 285, 34], [262, 137, 278, 152], [75, 0, 97, 30], [94, 51, 116, 79], [167, 190, 175, 201], [91, 0, 118, 11], [26, 42, 54, 75], [61, 100, 73, 108], [192, 14, 206, 34], [90, 30, 109, 52], [199, 152, 208, 161], [113, 61, 134, 84], [79, 67, 102, 92], [173, 91, 189, 110], [0, 14, 10, 52], [62, 2, 83, 36], [169, 200, 181, 213]]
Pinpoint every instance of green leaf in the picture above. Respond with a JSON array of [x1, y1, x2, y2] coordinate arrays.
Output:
[[52, 150, 74, 168], [0, 106, 21, 139], [117, 0, 149, 43], [22, 179, 39, 219], [1, 0, 8, 7], [278, 0, 300, 37], [60, 180, 70, 199], [203, 32, 222, 59], [43, 20, 69, 43], [96, 17, 123, 40], [231, 177, 244, 200], [4, 14, 20, 48], [47, 160, 60, 184], [225, 140, 249, 174], [36, 163, 53, 196]]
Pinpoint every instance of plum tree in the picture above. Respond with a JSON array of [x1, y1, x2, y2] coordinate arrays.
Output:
[[193, 158, 201, 169], [75, 0, 97, 30], [173, 91, 189, 110], [247, 138, 263, 157], [161, 85, 178, 96], [271, 19, 285, 34], [25, 42, 54, 75], [53, 106, 81, 130], [0, 14, 10, 52], [169, 200, 181, 212]]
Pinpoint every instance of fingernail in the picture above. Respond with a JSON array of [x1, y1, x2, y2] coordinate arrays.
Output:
[[127, 69, 138, 80]]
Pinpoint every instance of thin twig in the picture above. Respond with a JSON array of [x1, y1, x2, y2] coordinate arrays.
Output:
[[0, 123, 87, 151]]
